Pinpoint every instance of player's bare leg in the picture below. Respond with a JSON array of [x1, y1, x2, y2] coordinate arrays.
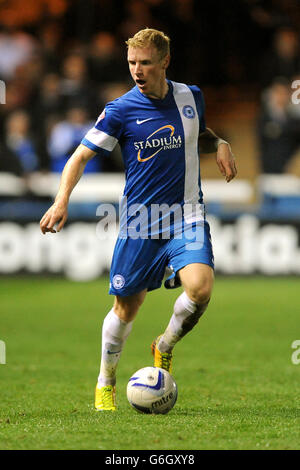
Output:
[[179, 262, 214, 317], [153, 263, 214, 368], [113, 290, 147, 323], [95, 289, 147, 411]]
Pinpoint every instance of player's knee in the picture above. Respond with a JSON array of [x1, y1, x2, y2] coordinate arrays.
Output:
[[114, 293, 145, 322], [187, 282, 212, 306], [114, 302, 137, 321]]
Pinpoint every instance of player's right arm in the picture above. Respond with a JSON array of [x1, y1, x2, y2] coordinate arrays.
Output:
[[40, 100, 123, 234], [40, 144, 96, 234]]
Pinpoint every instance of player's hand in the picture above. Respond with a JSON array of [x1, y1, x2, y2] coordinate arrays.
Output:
[[216, 143, 237, 183], [40, 201, 68, 234]]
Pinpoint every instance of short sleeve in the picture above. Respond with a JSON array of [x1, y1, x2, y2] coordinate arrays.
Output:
[[81, 100, 123, 153], [189, 85, 206, 133]]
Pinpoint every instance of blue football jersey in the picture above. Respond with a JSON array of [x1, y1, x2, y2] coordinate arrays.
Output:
[[82, 80, 206, 235]]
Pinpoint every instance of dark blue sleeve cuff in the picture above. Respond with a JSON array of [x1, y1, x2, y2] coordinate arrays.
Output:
[[81, 138, 101, 153]]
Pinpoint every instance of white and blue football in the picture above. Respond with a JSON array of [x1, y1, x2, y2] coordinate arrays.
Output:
[[127, 366, 177, 414]]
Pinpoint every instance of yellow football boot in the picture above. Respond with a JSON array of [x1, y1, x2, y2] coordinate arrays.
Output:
[[151, 335, 173, 374], [95, 385, 116, 411]]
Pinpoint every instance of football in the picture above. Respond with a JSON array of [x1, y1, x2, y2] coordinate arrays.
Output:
[[127, 366, 177, 414]]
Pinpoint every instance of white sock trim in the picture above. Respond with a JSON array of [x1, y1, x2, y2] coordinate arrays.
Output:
[[180, 291, 198, 313]]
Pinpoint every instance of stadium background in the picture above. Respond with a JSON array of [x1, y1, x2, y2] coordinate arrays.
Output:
[[0, 0, 300, 451]]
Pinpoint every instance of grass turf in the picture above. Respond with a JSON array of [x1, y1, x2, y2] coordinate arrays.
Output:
[[0, 276, 299, 450]]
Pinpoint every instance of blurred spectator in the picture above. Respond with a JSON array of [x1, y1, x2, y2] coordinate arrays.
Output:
[[88, 32, 129, 83], [37, 22, 63, 73], [0, 77, 31, 122], [32, 73, 63, 125], [120, 0, 159, 40], [0, 27, 37, 80], [30, 73, 65, 171], [257, 79, 300, 174], [0, 142, 23, 176], [98, 82, 131, 105], [0, 0, 67, 29], [62, 0, 124, 44], [47, 106, 101, 173], [59, 53, 99, 117], [260, 27, 300, 88], [5, 110, 40, 173], [164, 0, 200, 83]]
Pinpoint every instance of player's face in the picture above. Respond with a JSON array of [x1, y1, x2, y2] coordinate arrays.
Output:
[[127, 46, 169, 99]]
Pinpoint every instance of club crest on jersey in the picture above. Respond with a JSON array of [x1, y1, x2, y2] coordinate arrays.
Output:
[[95, 109, 105, 124], [182, 105, 195, 119], [134, 125, 182, 162], [112, 274, 125, 289]]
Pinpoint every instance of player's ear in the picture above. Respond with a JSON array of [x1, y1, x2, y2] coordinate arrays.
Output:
[[162, 54, 170, 70]]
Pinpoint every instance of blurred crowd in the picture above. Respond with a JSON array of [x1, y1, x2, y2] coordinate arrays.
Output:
[[255, 25, 300, 174], [0, 0, 300, 178]]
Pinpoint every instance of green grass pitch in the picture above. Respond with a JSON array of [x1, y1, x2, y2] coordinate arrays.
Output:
[[0, 276, 299, 450]]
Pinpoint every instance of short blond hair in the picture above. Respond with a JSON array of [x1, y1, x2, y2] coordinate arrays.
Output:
[[126, 28, 170, 60]]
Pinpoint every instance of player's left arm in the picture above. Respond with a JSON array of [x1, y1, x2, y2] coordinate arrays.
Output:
[[199, 127, 237, 183]]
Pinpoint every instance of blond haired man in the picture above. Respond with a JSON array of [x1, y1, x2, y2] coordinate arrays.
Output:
[[40, 28, 237, 411]]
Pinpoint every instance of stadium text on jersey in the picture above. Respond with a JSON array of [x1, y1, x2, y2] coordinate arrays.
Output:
[[133, 125, 182, 162]]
